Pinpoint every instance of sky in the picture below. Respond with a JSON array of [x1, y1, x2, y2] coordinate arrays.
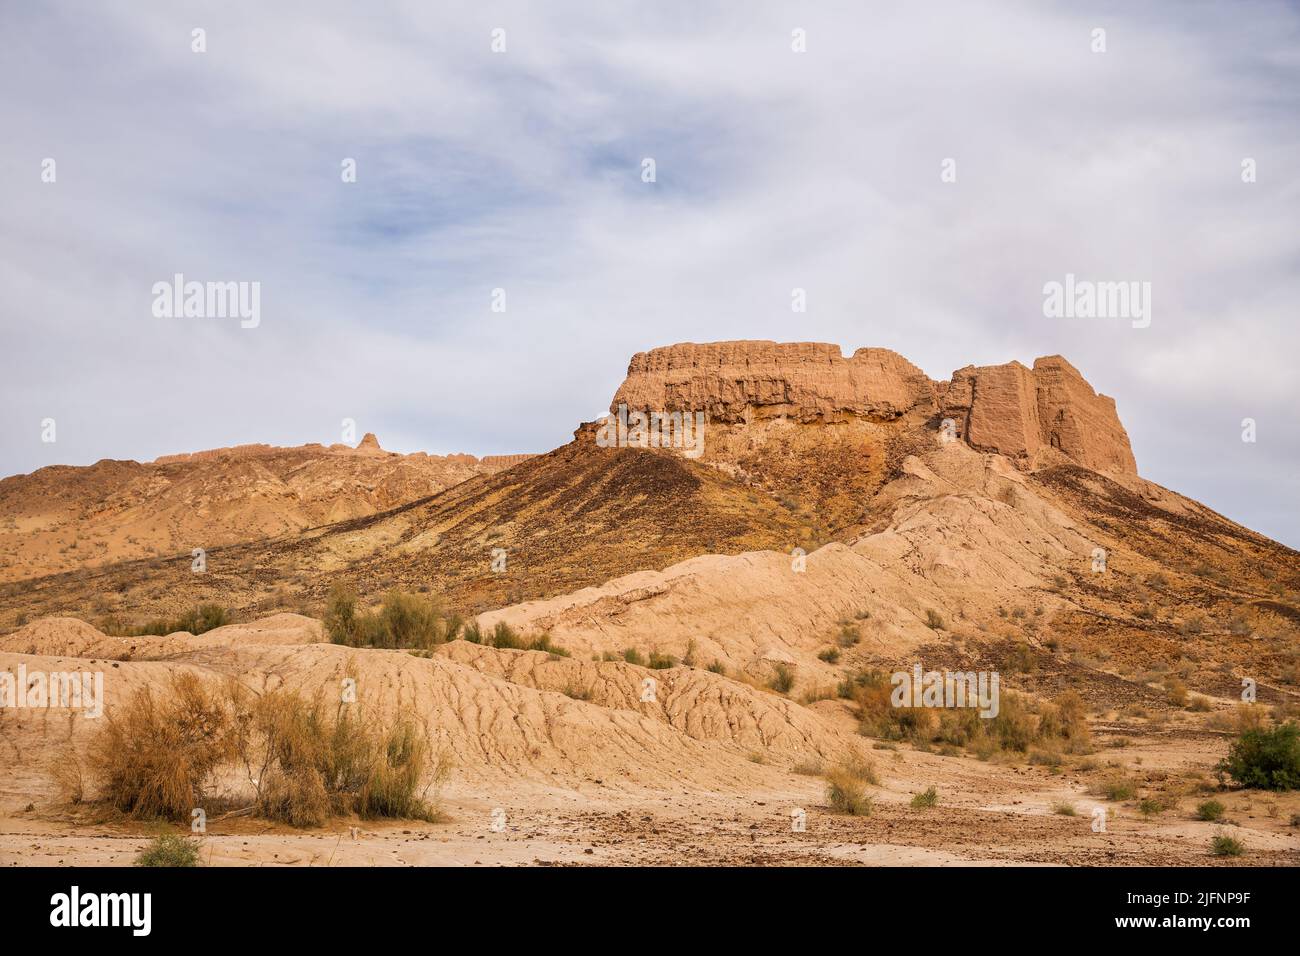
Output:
[[1, 1, 1298, 546]]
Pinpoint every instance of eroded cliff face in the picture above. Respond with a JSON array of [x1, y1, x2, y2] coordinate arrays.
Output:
[[608, 341, 1137, 476], [941, 356, 1137, 475], [610, 341, 935, 424]]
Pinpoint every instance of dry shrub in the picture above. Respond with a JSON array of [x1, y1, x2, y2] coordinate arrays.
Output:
[[1038, 690, 1094, 753], [90, 672, 237, 820], [360, 719, 450, 820], [852, 673, 1090, 759], [87, 675, 448, 827], [825, 760, 875, 816], [241, 688, 447, 826], [51, 745, 85, 804], [1165, 678, 1189, 707], [245, 689, 336, 827], [1209, 703, 1268, 734]]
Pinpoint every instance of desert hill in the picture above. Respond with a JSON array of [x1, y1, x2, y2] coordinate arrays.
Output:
[[4, 343, 1293, 646], [0, 434, 532, 583], [2, 342, 1298, 867]]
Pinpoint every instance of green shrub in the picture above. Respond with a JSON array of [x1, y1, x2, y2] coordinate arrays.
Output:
[[134, 833, 200, 867], [1217, 723, 1300, 791], [375, 592, 444, 648], [1196, 800, 1226, 821], [1090, 775, 1138, 801], [325, 585, 457, 649], [769, 663, 796, 694], [910, 786, 939, 809], [323, 583, 360, 644], [101, 605, 232, 638], [176, 604, 230, 635], [525, 632, 569, 656], [1211, 834, 1245, 857], [488, 621, 524, 650], [1138, 798, 1164, 816], [357, 719, 446, 820]]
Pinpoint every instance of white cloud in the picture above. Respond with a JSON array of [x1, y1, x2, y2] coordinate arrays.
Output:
[[1, 0, 1297, 544]]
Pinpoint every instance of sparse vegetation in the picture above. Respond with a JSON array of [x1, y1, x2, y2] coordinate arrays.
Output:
[[769, 663, 796, 694], [924, 609, 945, 631], [800, 684, 837, 705], [1196, 800, 1226, 821], [818, 647, 841, 664], [88, 675, 449, 827], [325, 586, 563, 655], [134, 832, 200, 867], [910, 786, 939, 809], [325, 586, 443, 648], [836, 624, 861, 647], [101, 604, 231, 638], [1004, 643, 1038, 674], [1090, 775, 1138, 801], [1164, 677, 1189, 708], [825, 759, 876, 816], [848, 671, 1091, 759], [1211, 834, 1245, 857]]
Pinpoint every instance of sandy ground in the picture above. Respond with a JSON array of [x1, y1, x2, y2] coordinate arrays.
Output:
[[5, 733, 1297, 867]]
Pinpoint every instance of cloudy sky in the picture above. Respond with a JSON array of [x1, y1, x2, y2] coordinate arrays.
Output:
[[2, 1, 1297, 545]]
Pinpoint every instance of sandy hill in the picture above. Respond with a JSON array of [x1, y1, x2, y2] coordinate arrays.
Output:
[[2, 342, 1298, 867], [0, 614, 866, 795], [5, 342, 1292, 641], [0, 434, 532, 583]]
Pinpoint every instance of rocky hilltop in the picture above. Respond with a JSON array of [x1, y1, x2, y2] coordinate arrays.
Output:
[[609, 341, 1137, 476], [0, 435, 534, 582]]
